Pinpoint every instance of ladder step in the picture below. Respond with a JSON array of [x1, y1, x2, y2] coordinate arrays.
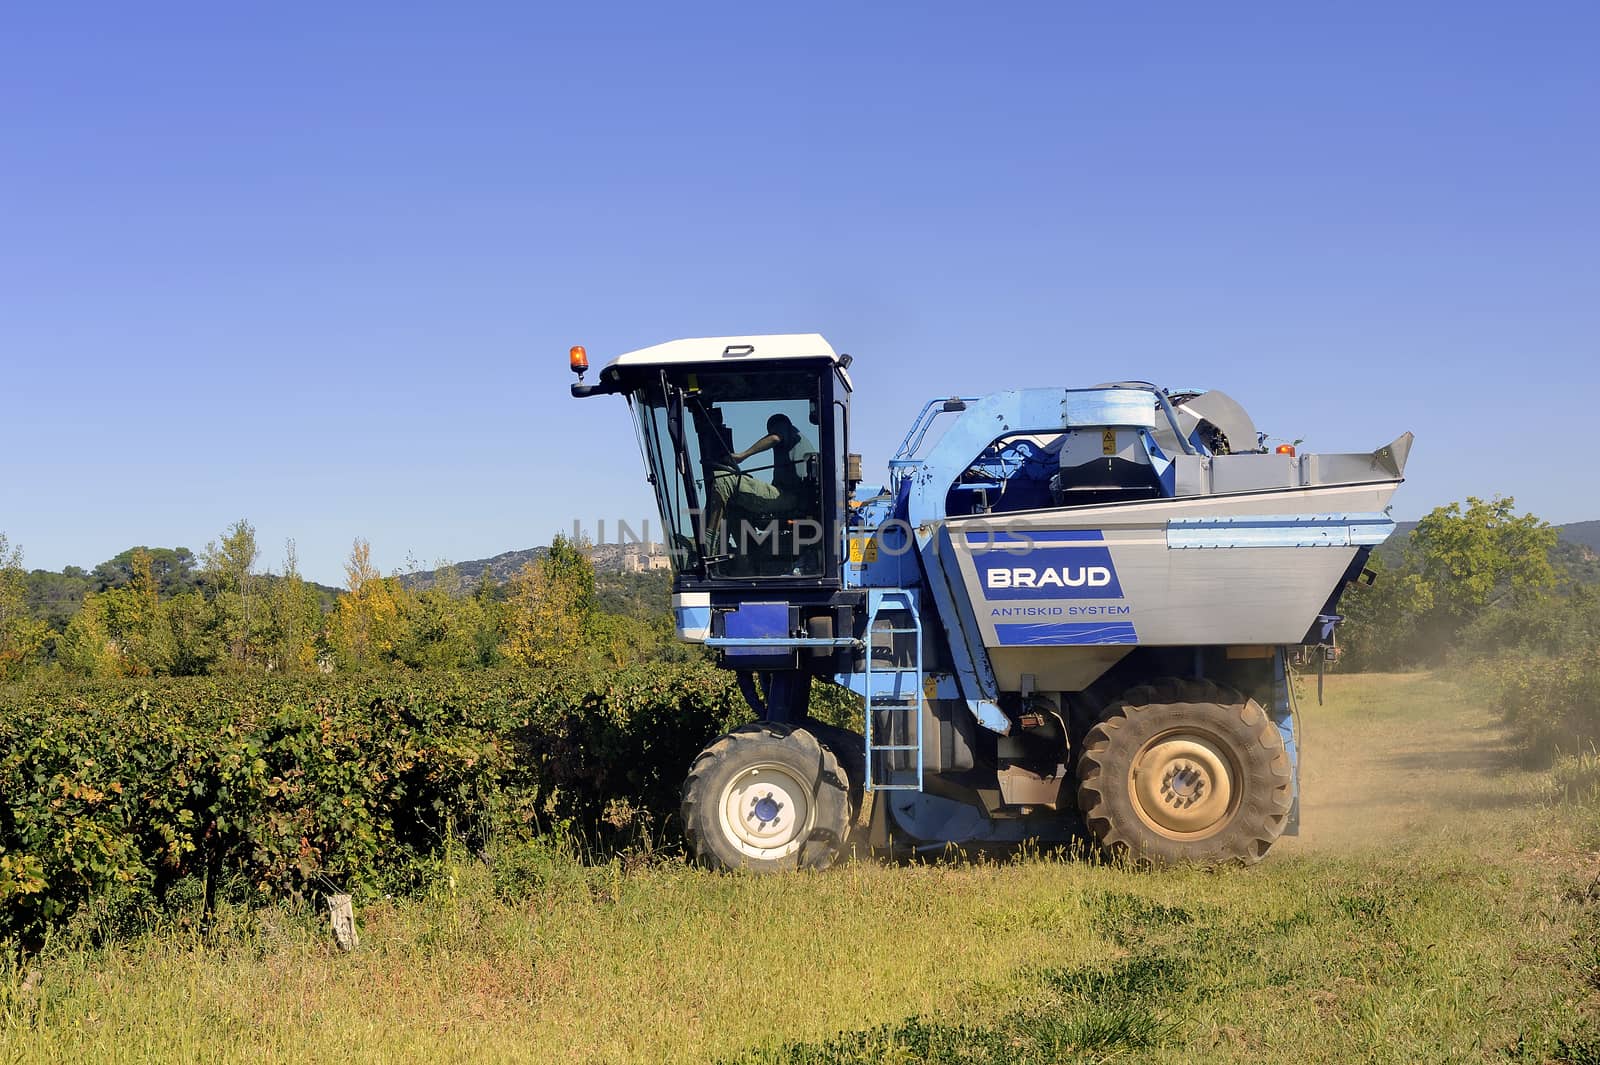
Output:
[[864, 590, 924, 795]]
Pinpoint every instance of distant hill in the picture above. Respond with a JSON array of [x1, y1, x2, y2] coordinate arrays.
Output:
[[399, 547, 547, 591], [400, 541, 657, 591], [1555, 521, 1600, 583], [1561, 520, 1600, 554], [399, 543, 674, 621]]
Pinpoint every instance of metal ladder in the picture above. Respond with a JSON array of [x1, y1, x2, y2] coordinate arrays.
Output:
[[863, 588, 924, 791]]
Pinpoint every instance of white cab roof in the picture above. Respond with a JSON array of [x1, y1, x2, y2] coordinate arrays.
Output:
[[608, 333, 841, 368]]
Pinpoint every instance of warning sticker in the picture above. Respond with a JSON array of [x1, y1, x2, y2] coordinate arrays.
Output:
[[1101, 429, 1118, 455], [848, 537, 879, 563]]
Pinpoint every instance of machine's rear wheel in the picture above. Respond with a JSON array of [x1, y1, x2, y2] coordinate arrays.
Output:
[[1076, 679, 1292, 866], [681, 723, 851, 872]]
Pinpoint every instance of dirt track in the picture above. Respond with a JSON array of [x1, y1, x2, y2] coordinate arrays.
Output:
[[1280, 672, 1547, 853]]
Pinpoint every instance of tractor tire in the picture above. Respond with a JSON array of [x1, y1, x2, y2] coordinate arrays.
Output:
[[1076, 679, 1292, 867], [681, 723, 851, 873], [800, 718, 866, 824]]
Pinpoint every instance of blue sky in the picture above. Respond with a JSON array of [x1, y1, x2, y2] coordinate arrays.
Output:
[[3, 3, 1596, 584]]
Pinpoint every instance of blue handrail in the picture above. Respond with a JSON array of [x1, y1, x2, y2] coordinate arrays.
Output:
[[894, 397, 982, 462]]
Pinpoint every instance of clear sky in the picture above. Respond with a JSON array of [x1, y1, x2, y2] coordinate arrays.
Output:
[[3, 3, 1596, 585]]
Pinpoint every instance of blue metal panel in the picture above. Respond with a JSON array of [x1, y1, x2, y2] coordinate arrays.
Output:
[[1166, 513, 1396, 550], [674, 605, 711, 641], [993, 621, 1139, 645], [1273, 648, 1300, 836], [705, 637, 858, 649], [970, 544, 1124, 600], [839, 670, 962, 701], [904, 389, 1074, 519], [915, 525, 1011, 735], [723, 601, 789, 637], [846, 508, 921, 589], [719, 602, 792, 665]]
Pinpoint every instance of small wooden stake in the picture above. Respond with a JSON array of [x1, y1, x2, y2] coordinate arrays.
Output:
[[327, 894, 359, 952]]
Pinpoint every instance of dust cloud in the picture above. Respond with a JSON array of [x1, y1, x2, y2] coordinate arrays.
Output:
[[1278, 674, 1542, 854]]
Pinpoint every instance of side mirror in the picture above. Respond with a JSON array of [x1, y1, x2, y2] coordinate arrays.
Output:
[[942, 398, 967, 413]]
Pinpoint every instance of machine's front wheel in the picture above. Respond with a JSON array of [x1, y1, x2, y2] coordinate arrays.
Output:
[[1076, 679, 1292, 866], [681, 723, 851, 872], [799, 718, 866, 824]]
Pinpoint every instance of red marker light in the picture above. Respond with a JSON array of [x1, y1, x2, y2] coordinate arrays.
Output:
[[570, 345, 589, 375], [1276, 444, 1296, 456]]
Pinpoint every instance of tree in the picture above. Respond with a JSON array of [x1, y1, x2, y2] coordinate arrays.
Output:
[[1337, 495, 1559, 668], [501, 536, 596, 670], [57, 548, 172, 677], [160, 592, 225, 676], [0, 533, 26, 626], [115, 548, 172, 674], [262, 540, 323, 672], [1408, 496, 1556, 618], [586, 611, 661, 668], [393, 564, 502, 670], [204, 519, 261, 664], [471, 569, 508, 667], [0, 533, 49, 677], [1401, 496, 1556, 662], [92, 546, 199, 597], [58, 593, 121, 677], [24, 566, 96, 633], [326, 538, 412, 669]]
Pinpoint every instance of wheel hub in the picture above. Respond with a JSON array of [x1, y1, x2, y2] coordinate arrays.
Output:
[[751, 793, 783, 824], [1161, 762, 1207, 805], [1129, 732, 1236, 838], [719, 763, 813, 860]]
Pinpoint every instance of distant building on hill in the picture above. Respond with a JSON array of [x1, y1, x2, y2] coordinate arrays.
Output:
[[621, 543, 672, 574]]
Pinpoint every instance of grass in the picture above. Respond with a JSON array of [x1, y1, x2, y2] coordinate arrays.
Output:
[[5, 673, 1600, 1063]]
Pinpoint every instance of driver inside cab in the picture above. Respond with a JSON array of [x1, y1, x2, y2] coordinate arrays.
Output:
[[705, 413, 817, 551]]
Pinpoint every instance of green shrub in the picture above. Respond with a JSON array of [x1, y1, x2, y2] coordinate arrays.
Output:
[[1482, 648, 1600, 763], [0, 663, 749, 944], [1552, 750, 1600, 804], [1459, 585, 1600, 660]]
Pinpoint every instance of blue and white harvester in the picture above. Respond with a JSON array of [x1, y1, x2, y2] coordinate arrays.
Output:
[[570, 334, 1411, 869]]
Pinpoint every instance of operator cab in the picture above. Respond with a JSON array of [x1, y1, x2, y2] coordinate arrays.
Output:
[[571, 334, 851, 591]]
